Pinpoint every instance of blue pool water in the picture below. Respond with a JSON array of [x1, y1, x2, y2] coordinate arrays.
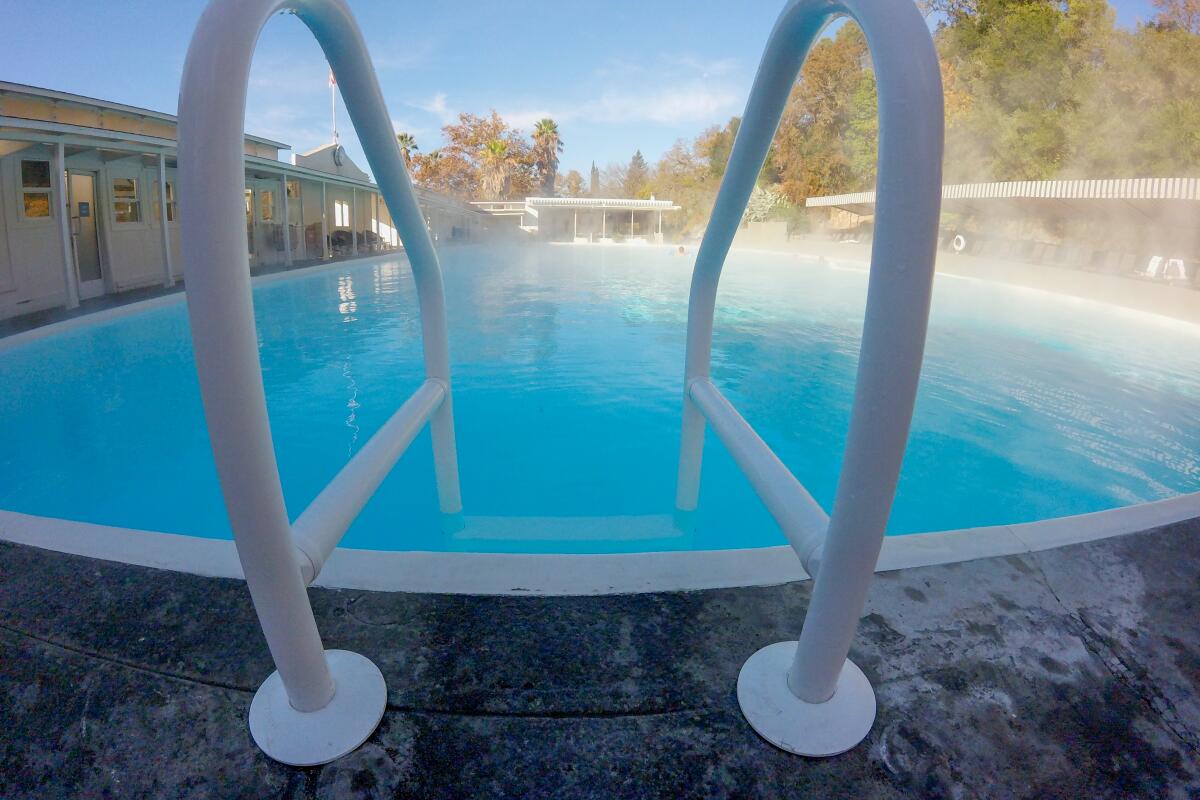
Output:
[[1, 245, 1198, 553]]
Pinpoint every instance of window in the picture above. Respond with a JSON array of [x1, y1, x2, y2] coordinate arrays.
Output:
[[287, 179, 302, 225], [162, 181, 177, 222], [112, 177, 141, 223], [20, 160, 52, 219], [154, 181, 177, 223], [334, 199, 350, 227], [260, 190, 274, 222]]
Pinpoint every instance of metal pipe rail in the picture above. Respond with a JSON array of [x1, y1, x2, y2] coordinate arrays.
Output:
[[675, 0, 943, 757], [687, 378, 828, 574], [292, 378, 447, 584], [178, 0, 462, 767]]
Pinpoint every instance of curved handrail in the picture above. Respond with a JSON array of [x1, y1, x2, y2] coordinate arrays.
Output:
[[178, 0, 461, 761], [676, 0, 942, 753]]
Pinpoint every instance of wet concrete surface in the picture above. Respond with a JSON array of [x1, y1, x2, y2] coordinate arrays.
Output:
[[1, 519, 1197, 798]]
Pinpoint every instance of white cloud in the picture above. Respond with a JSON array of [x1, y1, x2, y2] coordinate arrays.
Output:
[[500, 82, 741, 129], [391, 119, 429, 142], [414, 92, 456, 125], [660, 55, 740, 79], [497, 53, 745, 130]]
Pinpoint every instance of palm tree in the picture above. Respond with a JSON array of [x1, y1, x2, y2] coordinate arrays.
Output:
[[396, 132, 419, 169], [532, 118, 563, 196], [479, 139, 511, 199]]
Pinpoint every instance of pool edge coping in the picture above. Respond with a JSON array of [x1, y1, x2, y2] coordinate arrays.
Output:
[[2, 492, 1197, 595]]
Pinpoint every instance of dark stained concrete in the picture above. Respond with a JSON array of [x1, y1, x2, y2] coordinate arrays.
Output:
[[1, 520, 1198, 798]]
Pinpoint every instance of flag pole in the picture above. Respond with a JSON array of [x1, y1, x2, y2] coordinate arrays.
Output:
[[329, 71, 339, 144]]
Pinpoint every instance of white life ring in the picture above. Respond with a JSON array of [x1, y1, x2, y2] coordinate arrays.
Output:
[[952, 234, 967, 253]]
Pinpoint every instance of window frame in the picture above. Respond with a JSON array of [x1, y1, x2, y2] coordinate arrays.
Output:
[[259, 188, 275, 223], [155, 178, 178, 224], [334, 199, 351, 228], [17, 159, 54, 223], [110, 175, 143, 225]]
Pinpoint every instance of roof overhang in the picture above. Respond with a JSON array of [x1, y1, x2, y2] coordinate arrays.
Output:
[[806, 178, 1200, 220], [0, 81, 290, 150]]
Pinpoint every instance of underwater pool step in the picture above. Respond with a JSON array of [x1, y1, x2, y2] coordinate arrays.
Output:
[[453, 514, 682, 543]]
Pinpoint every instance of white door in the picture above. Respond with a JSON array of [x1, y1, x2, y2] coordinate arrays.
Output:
[[68, 172, 105, 299], [252, 179, 285, 267]]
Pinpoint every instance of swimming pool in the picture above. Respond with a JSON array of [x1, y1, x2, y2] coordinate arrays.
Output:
[[2, 244, 1198, 557]]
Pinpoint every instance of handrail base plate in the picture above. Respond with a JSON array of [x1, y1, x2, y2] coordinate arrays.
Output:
[[248, 649, 386, 766], [737, 642, 875, 757]]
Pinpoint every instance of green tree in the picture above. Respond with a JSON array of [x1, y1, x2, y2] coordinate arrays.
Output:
[[395, 131, 418, 169], [773, 24, 872, 202], [562, 169, 586, 197], [532, 118, 563, 196], [479, 139, 512, 199], [411, 111, 535, 200], [624, 150, 650, 197]]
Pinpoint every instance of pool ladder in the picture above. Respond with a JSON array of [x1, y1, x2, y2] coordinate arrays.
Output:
[[177, 0, 942, 767], [675, 0, 943, 755]]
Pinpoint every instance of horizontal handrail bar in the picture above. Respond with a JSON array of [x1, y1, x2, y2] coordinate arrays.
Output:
[[293, 378, 447, 583], [688, 378, 828, 574]]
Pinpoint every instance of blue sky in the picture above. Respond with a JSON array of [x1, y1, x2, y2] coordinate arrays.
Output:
[[2, 1, 1160, 178]]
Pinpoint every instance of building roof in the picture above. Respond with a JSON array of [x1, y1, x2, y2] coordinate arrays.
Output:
[[527, 197, 679, 210], [292, 143, 371, 182], [472, 197, 680, 215], [0, 80, 291, 150], [807, 178, 1200, 216]]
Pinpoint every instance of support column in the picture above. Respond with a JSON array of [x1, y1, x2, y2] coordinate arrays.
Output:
[[53, 142, 80, 309], [573, 209, 577, 240], [351, 189, 358, 254], [158, 153, 175, 287], [601, 210, 606, 238], [280, 173, 292, 266], [321, 182, 329, 259]]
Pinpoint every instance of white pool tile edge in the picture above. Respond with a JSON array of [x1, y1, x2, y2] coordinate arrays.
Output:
[[2, 492, 1197, 595]]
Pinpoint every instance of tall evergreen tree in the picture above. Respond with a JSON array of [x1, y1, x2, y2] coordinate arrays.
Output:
[[624, 150, 650, 197]]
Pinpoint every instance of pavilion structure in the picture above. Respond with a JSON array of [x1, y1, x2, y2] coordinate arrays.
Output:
[[472, 196, 679, 243]]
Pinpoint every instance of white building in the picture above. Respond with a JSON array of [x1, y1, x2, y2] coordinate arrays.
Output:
[[472, 197, 679, 242], [0, 81, 487, 320]]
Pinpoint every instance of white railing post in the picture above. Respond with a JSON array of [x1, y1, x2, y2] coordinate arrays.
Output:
[[179, 0, 462, 766], [675, 0, 943, 756], [53, 142, 80, 310]]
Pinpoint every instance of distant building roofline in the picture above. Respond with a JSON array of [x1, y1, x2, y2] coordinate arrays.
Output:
[[807, 177, 1200, 210], [472, 197, 680, 212], [0, 80, 292, 151]]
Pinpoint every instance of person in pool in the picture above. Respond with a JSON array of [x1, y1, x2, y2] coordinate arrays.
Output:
[[675, 245, 686, 256]]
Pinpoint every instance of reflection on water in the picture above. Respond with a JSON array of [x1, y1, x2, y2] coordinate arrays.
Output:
[[0, 244, 1197, 553]]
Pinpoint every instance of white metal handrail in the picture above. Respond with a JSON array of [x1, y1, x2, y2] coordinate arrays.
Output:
[[291, 378, 448, 583], [675, 0, 943, 756], [178, 0, 461, 766]]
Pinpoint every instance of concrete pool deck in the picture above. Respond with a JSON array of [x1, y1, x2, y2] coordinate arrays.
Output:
[[2, 519, 1198, 798]]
